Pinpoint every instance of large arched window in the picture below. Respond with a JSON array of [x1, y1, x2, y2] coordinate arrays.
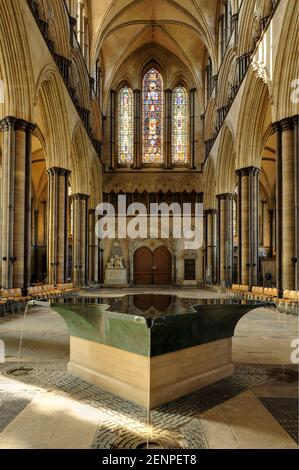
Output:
[[142, 68, 164, 164], [118, 86, 134, 165], [172, 86, 188, 164]]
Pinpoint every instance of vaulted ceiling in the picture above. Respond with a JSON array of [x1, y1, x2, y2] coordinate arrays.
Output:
[[90, 0, 220, 107]]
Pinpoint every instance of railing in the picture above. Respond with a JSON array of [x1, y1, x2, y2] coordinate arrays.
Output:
[[26, 0, 103, 165], [202, 0, 281, 168]]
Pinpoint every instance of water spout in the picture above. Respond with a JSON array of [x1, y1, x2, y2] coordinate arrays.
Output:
[[17, 300, 51, 371]]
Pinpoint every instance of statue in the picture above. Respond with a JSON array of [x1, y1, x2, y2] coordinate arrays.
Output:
[[105, 255, 127, 285], [106, 255, 125, 270], [114, 255, 125, 269]]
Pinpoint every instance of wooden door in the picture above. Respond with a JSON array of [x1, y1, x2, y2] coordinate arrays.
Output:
[[152, 246, 172, 284], [134, 247, 153, 284]]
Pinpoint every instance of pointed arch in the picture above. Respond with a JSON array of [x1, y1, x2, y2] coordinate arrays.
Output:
[[216, 124, 236, 194], [0, 0, 35, 121], [70, 121, 92, 195], [90, 155, 103, 208], [35, 65, 71, 169], [237, 0, 257, 56], [217, 47, 238, 108], [204, 98, 216, 141], [236, 67, 272, 169], [204, 158, 216, 210], [273, 1, 299, 120]]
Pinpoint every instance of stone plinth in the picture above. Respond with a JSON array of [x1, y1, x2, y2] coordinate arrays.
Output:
[[104, 268, 128, 286]]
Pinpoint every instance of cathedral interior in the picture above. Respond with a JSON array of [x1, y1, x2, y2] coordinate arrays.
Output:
[[0, 0, 298, 452]]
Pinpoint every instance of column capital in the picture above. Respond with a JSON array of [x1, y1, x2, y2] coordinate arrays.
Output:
[[165, 88, 173, 94], [88, 208, 96, 215], [216, 193, 235, 201], [235, 166, 260, 177], [47, 167, 71, 177], [280, 117, 294, 132], [71, 193, 90, 201], [190, 88, 197, 94], [133, 88, 141, 94], [272, 121, 281, 132], [69, 16, 77, 27], [0, 116, 36, 132], [204, 209, 217, 215], [293, 114, 298, 125]]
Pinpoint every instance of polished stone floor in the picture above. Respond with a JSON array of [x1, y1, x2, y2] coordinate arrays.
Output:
[[0, 288, 298, 449]]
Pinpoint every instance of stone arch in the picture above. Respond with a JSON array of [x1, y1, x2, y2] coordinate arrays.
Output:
[[35, 65, 71, 169], [90, 156, 103, 209], [236, 67, 272, 169], [217, 47, 238, 108], [204, 158, 216, 209], [0, 0, 35, 121], [70, 49, 91, 109], [273, 0, 299, 120], [204, 99, 216, 141], [70, 122, 92, 195], [37, 0, 71, 59], [216, 124, 236, 194], [237, 0, 257, 56]]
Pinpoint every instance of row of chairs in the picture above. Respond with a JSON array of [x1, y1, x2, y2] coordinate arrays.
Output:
[[0, 283, 79, 315], [0, 288, 31, 314], [227, 284, 299, 311], [227, 284, 250, 295]]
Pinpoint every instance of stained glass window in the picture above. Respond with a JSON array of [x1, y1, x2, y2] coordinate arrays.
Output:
[[118, 86, 134, 165], [172, 86, 188, 164], [142, 68, 164, 164]]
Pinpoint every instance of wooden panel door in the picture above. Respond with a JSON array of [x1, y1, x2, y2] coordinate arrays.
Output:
[[152, 246, 172, 284], [134, 247, 153, 284]]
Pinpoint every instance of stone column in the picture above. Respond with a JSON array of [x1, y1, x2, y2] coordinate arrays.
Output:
[[217, 194, 234, 285], [190, 88, 196, 169], [133, 89, 141, 169], [72, 194, 89, 286], [109, 89, 116, 169], [232, 13, 239, 46], [273, 117, 298, 292], [273, 121, 283, 293], [88, 209, 99, 284], [236, 167, 260, 286], [47, 168, 70, 285], [0, 116, 35, 289], [294, 115, 299, 290], [77, 0, 84, 47], [281, 118, 296, 291], [204, 209, 217, 284], [269, 208, 274, 258], [165, 89, 173, 169]]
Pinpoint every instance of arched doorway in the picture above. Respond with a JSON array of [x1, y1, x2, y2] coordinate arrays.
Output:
[[134, 246, 172, 284]]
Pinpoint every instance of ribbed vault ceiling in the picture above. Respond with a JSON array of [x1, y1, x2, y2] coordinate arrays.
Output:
[[90, 0, 220, 100]]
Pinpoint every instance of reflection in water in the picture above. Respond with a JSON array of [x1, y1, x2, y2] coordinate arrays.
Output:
[[133, 295, 172, 313], [51, 296, 275, 318]]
